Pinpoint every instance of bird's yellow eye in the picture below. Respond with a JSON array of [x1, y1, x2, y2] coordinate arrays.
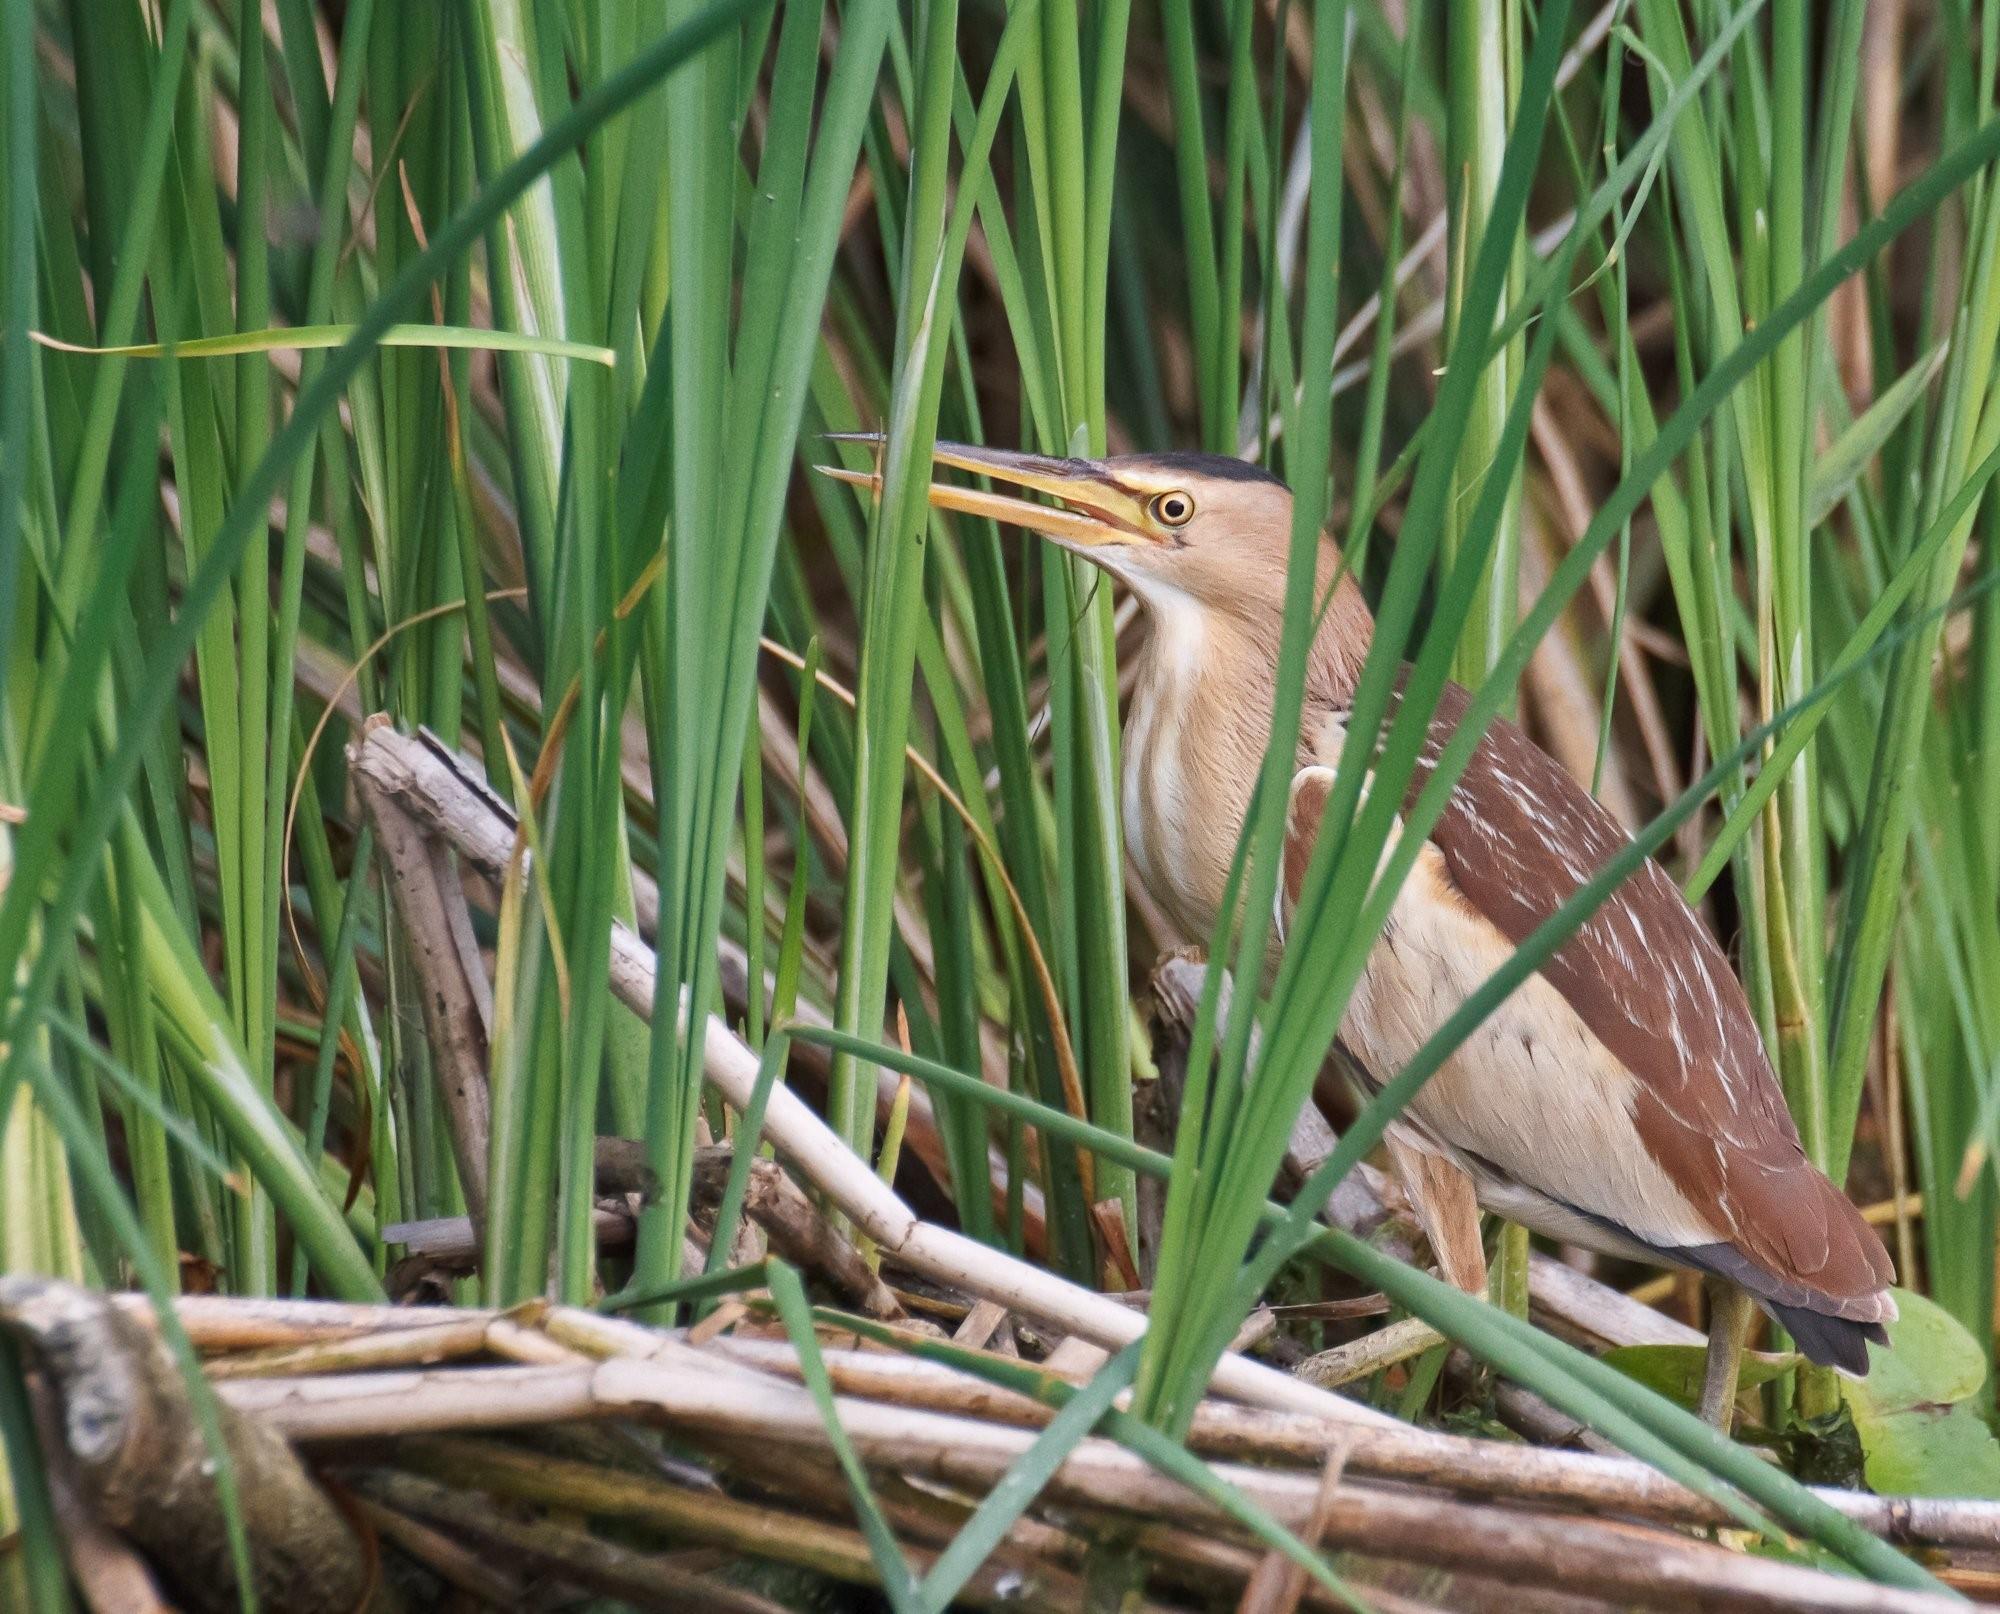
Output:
[[1150, 490, 1195, 527]]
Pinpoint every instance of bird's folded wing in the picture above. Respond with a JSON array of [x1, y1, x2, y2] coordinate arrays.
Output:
[[1279, 681, 1892, 1315], [1412, 682, 1892, 1310]]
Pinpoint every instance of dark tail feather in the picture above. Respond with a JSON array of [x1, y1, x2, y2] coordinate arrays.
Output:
[[1680, 1240, 1896, 1376], [1565, 1213, 1894, 1375], [1617, 1228, 1893, 1374], [1768, 1305, 1889, 1375]]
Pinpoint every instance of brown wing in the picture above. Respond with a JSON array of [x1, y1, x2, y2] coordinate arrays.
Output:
[[1406, 681, 1892, 1318]]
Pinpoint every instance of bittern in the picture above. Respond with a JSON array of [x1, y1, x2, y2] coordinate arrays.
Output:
[[819, 438, 1896, 1422]]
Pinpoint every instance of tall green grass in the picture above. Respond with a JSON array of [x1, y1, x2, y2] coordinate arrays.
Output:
[[5, 0, 2000, 1600]]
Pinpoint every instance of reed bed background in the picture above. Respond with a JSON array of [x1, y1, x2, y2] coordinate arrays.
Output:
[[5, 0, 2000, 1606]]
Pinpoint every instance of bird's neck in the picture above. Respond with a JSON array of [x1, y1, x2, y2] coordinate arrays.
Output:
[[1121, 567, 1373, 943]]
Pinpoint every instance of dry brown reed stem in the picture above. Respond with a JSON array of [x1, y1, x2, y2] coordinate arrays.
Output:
[[221, 1361, 602, 1438], [577, 1313, 2000, 1551], [382, 1141, 907, 1317], [201, 1314, 498, 1379], [1292, 1315, 1445, 1387], [211, 1346, 1976, 1614], [87, 1289, 2000, 1603], [115, 1288, 2000, 1551], [280, 587, 529, 1011], [687, 1153, 906, 1319], [1528, 1250, 1705, 1350], [482, 1317, 589, 1365], [705, 1433, 1149, 1611], [702, 1334, 2000, 1549], [386, 1204, 634, 1274], [345, 1493, 526, 1607], [120, 1283, 1906, 1560], [1236, 1441, 1350, 1614], [1123, 1516, 1382, 1614], [114, 1292, 494, 1348], [394, 1360, 1984, 1608]]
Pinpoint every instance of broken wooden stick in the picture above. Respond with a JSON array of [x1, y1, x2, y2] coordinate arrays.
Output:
[[0, 1278, 373, 1614]]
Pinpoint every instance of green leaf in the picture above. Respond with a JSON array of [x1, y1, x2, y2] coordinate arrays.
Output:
[[1844, 1289, 1999, 1499], [766, 1263, 920, 1610], [1604, 1344, 1801, 1410], [0, 0, 770, 1307], [1850, 1400, 2000, 1499], [915, 1342, 1141, 1613], [1807, 342, 1949, 528], [1852, 1288, 1988, 1414], [31, 322, 617, 366]]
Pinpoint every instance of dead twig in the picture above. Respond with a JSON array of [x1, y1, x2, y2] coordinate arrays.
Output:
[[111, 1294, 2000, 1553], [352, 1468, 793, 1614], [1293, 1317, 1445, 1389], [147, 1300, 1998, 1554], [347, 1491, 526, 1608], [687, 1150, 905, 1321], [352, 716, 493, 1226]]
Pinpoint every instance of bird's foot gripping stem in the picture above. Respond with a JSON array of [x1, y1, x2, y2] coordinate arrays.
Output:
[[1145, 945, 1214, 1045]]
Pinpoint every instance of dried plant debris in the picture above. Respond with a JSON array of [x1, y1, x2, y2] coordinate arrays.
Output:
[[0, 1288, 1976, 1613]]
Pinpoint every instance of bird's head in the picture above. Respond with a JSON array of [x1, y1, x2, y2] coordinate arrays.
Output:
[[819, 436, 1329, 629]]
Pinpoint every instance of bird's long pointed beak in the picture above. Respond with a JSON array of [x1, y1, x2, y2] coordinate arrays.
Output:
[[814, 433, 1152, 551]]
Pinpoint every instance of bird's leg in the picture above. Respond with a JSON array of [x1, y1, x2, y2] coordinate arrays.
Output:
[[1697, 1275, 1755, 1431]]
